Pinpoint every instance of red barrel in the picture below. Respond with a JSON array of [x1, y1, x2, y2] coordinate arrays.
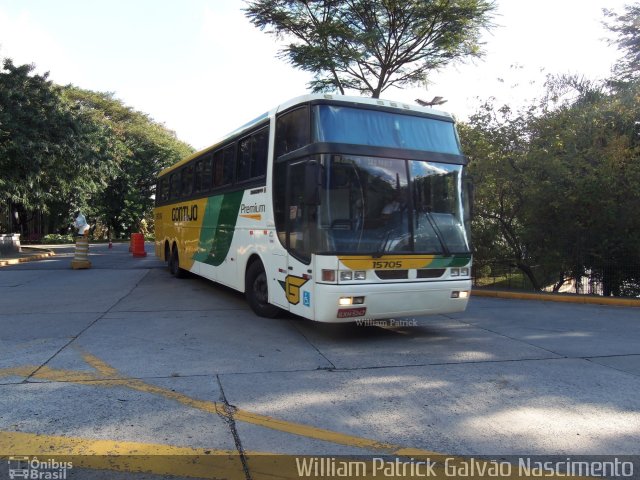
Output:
[[131, 233, 147, 257]]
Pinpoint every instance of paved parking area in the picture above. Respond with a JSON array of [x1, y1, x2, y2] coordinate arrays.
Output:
[[0, 243, 639, 478]]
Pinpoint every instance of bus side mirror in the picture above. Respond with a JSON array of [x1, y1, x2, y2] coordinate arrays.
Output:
[[304, 160, 321, 206]]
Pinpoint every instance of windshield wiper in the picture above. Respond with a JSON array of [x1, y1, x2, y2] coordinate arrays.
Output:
[[371, 230, 394, 258], [424, 211, 451, 256]]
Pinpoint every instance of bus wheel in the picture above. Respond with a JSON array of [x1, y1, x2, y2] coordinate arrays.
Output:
[[245, 261, 281, 318], [169, 247, 187, 278]]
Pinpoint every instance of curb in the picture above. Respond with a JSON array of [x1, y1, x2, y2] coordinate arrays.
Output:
[[0, 247, 56, 267], [472, 288, 640, 308]]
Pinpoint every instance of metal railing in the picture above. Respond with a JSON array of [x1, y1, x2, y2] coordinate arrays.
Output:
[[473, 260, 640, 298]]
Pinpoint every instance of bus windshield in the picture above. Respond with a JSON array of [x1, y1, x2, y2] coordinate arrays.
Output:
[[313, 105, 461, 155], [284, 155, 471, 259]]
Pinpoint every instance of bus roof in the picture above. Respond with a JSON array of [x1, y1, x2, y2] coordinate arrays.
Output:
[[158, 94, 455, 177]]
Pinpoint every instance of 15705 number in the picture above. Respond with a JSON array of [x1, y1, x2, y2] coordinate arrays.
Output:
[[372, 260, 403, 269]]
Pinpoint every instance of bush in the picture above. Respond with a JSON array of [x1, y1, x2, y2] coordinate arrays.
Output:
[[41, 233, 75, 244]]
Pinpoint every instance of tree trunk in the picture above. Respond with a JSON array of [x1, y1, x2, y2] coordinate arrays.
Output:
[[602, 267, 621, 297], [516, 262, 542, 291], [552, 272, 567, 292]]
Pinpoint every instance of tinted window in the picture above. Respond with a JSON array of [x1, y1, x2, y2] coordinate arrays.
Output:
[[194, 160, 204, 193], [222, 146, 234, 185], [182, 164, 193, 196], [213, 150, 224, 187], [170, 173, 180, 200], [202, 154, 213, 191], [253, 128, 268, 177], [238, 127, 269, 182], [276, 107, 309, 157], [313, 106, 461, 155], [213, 146, 235, 188], [159, 178, 169, 202], [238, 137, 252, 181]]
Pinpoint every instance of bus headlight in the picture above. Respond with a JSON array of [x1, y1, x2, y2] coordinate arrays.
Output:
[[339, 270, 366, 281], [450, 268, 460, 277], [460, 267, 470, 276]]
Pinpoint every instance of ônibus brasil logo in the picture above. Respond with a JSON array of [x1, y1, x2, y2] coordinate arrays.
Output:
[[7, 457, 72, 480]]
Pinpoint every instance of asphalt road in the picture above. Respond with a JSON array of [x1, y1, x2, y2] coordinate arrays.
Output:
[[0, 242, 639, 479]]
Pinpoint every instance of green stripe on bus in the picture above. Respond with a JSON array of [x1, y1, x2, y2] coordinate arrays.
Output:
[[429, 254, 472, 268], [193, 191, 244, 267]]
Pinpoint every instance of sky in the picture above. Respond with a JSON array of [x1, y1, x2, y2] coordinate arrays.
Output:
[[0, 0, 630, 150]]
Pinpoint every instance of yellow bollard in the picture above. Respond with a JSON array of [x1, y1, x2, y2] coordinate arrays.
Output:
[[71, 235, 92, 270]]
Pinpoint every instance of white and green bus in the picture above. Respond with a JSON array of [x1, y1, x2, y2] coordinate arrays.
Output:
[[154, 94, 472, 322]]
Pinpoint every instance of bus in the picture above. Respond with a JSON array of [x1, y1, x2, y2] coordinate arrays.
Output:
[[154, 94, 472, 322]]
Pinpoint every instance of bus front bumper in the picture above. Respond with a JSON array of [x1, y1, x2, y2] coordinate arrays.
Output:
[[312, 280, 472, 323]]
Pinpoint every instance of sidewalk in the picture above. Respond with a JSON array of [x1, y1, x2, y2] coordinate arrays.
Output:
[[473, 287, 640, 308], [0, 246, 55, 267]]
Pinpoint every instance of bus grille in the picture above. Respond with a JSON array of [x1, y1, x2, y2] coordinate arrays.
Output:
[[417, 268, 446, 279], [375, 270, 409, 280]]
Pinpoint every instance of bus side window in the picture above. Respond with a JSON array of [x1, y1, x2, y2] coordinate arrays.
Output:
[[237, 137, 252, 182], [213, 150, 223, 188], [161, 178, 169, 202], [182, 164, 194, 197], [200, 154, 212, 192], [170, 173, 180, 200], [194, 159, 203, 193], [238, 128, 269, 182], [276, 106, 309, 157], [253, 128, 268, 178], [223, 145, 234, 185]]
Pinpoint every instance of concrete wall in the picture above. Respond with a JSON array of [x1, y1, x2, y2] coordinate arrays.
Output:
[[0, 233, 21, 255]]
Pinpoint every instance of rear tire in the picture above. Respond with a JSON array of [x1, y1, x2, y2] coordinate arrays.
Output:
[[169, 247, 187, 278], [245, 261, 281, 318]]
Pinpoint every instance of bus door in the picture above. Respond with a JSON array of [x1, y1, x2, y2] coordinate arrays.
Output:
[[282, 160, 316, 319]]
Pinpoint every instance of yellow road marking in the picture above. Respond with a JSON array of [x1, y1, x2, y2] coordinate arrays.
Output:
[[1, 352, 439, 457], [0, 352, 590, 479], [0, 430, 246, 479], [0, 430, 592, 480]]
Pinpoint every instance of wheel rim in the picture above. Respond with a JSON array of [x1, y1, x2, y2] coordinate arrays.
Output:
[[253, 272, 268, 305]]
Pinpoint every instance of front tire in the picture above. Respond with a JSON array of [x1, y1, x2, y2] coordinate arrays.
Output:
[[245, 261, 281, 318]]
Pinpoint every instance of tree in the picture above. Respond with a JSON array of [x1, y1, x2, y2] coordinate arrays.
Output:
[[461, 75, 640, 296], [0, 57, 193, 238], [605, 2, 640, 82], [459, 101, 543, 289], [245, 0, 496, 97], [0, 59, 109, 235], [62, 87, 193, 238]]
